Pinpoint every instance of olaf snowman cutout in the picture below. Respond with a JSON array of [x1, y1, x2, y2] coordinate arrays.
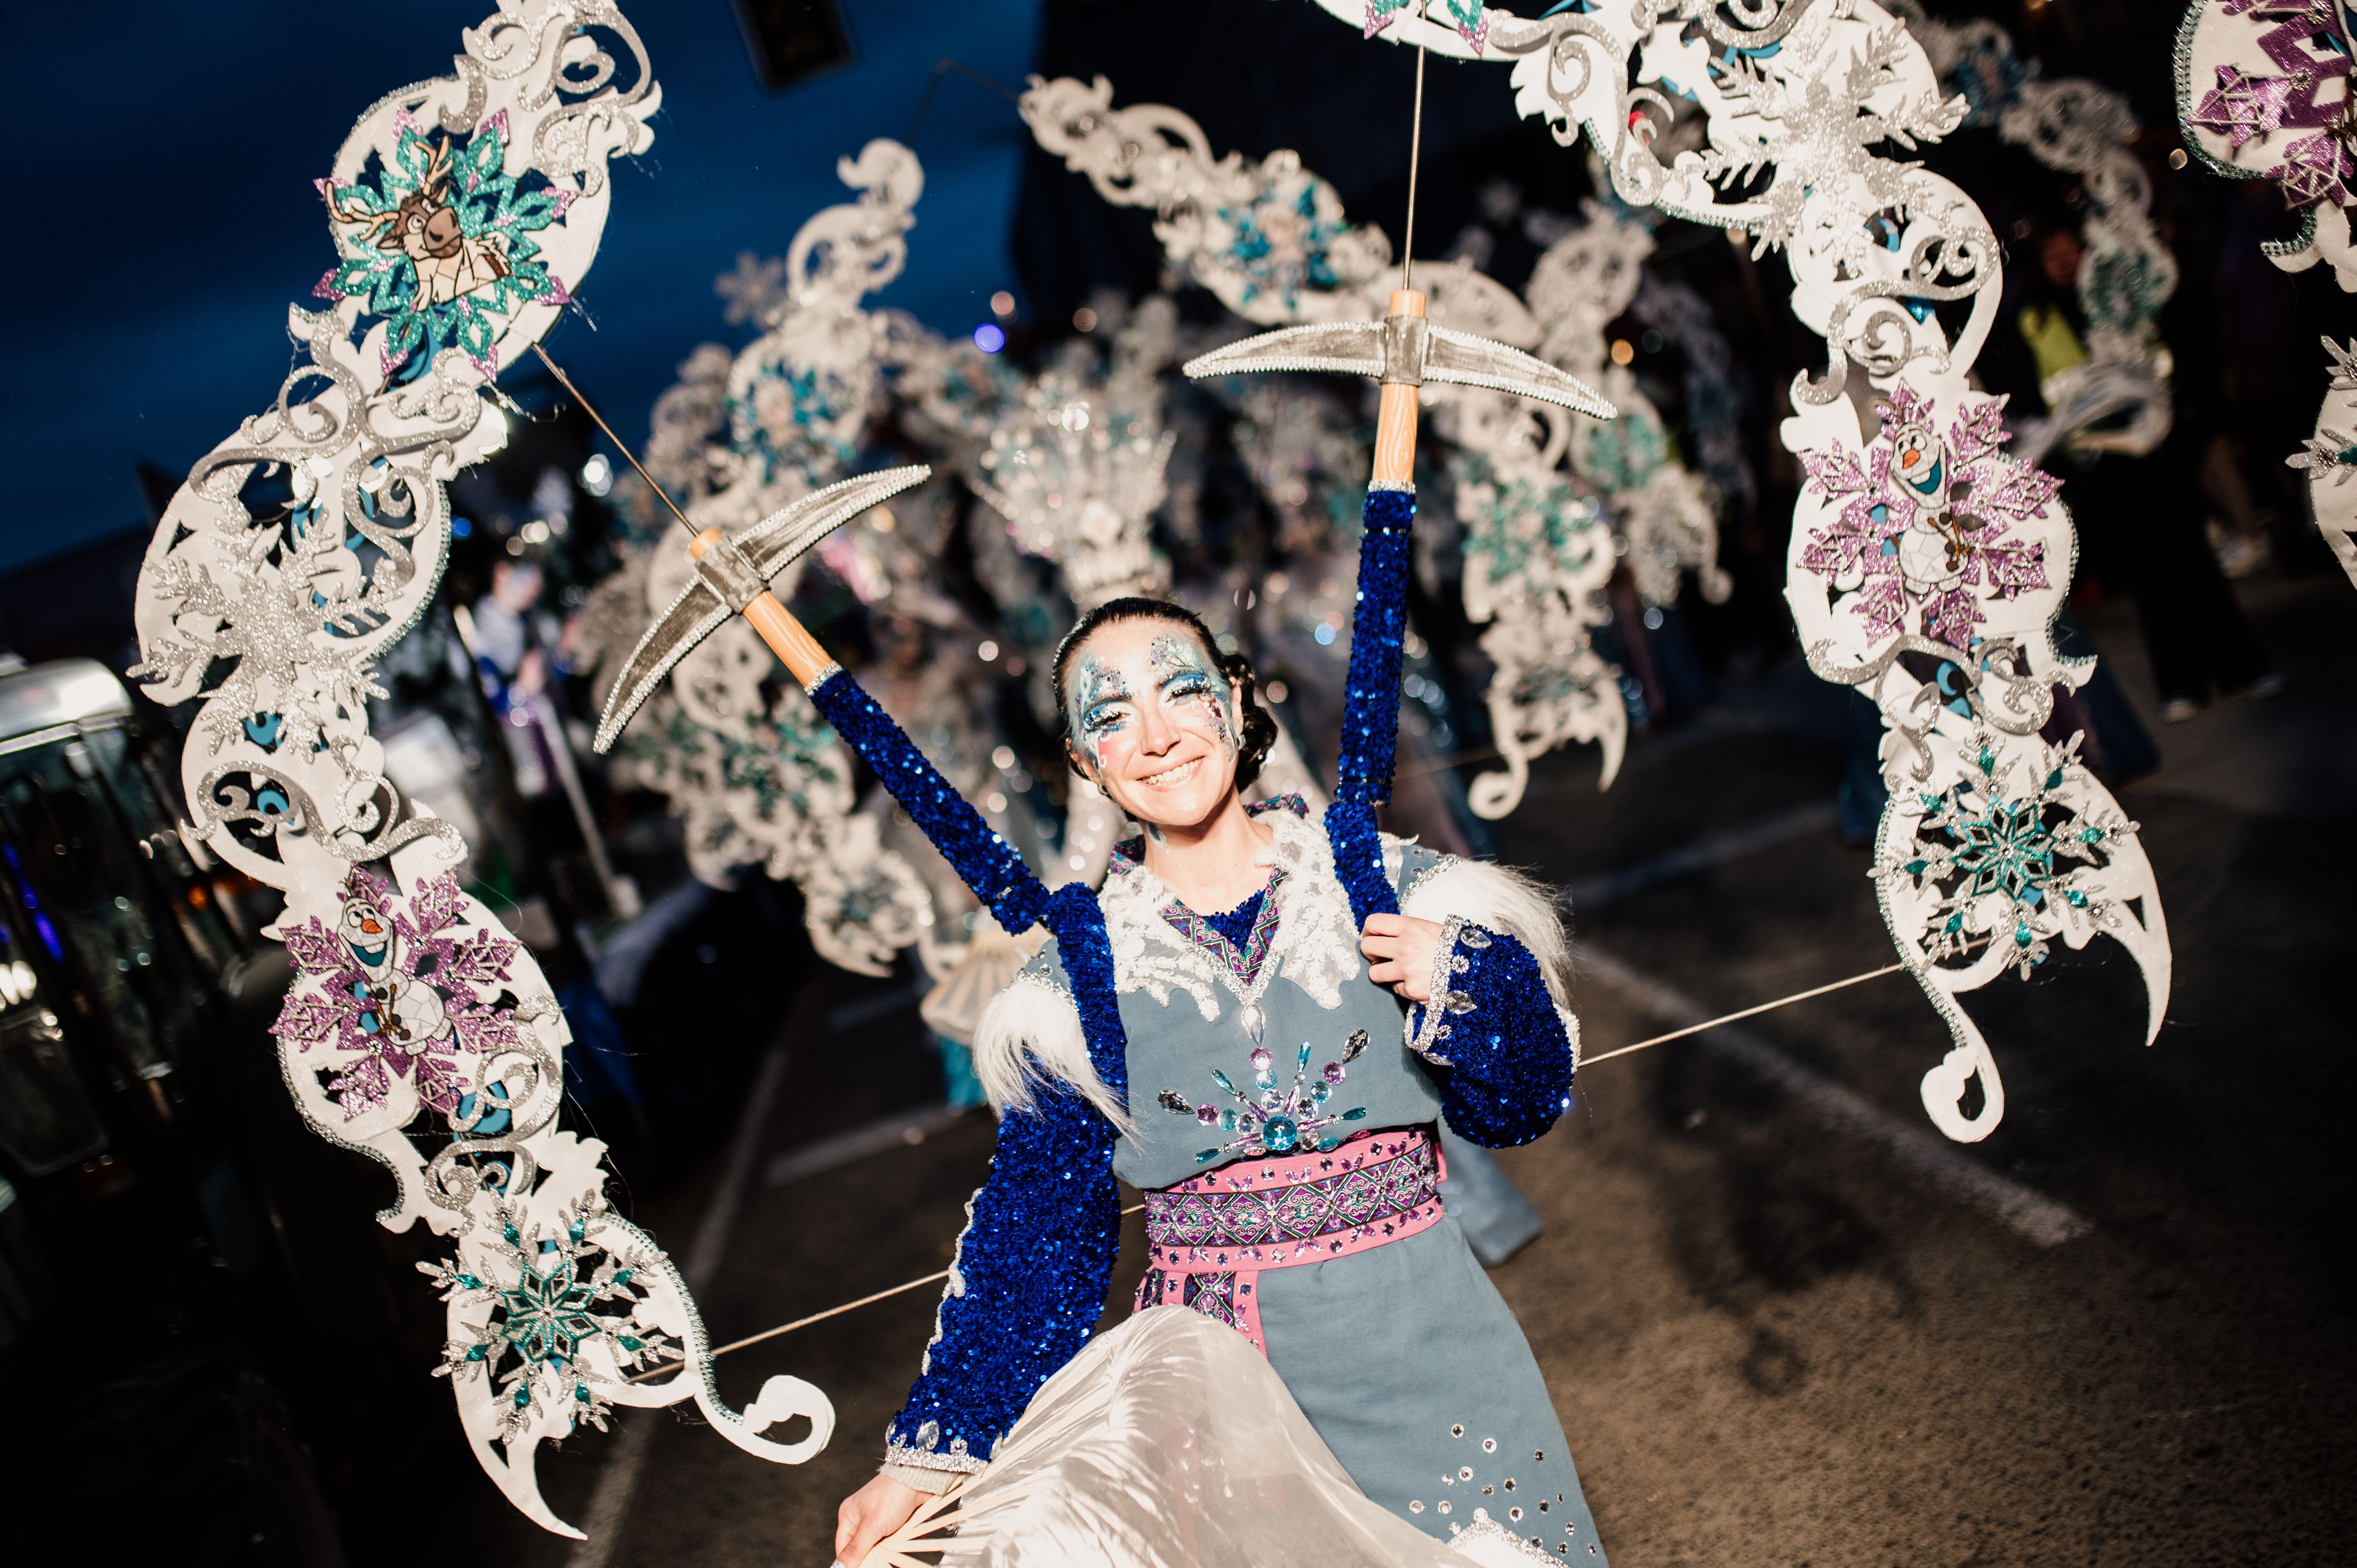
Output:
[[339, 891, 451, 1052], [1886, 400, 1985, 604]]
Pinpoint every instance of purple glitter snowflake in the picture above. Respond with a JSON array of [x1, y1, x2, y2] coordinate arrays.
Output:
[[1799, 384, 2054, 651], [271, 865, 523, 1121], [2188, 4, 2357, 209]]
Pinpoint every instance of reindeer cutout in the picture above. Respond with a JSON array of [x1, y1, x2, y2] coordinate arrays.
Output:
[[328, 135, 513, 313]]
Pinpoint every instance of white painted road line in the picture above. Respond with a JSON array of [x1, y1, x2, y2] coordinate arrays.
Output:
[[1574, 945, 2095, 1249], [765, 1103, 972, 1189], [1564, 801, 1839, 914], [567, 1041, 794, 1567]]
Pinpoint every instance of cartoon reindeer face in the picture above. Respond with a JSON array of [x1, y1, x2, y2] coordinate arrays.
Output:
[[383, 188, 469, 263], [327, 134, 509, 310]]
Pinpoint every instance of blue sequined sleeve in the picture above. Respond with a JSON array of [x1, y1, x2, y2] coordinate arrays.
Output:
[[884, 1066, 1123, 1475], [1408, 921, 1574, 1148], [887, 903, 1134, 1474], [798, 668, 1138, 1468], [806, 668, 1050, 935], [1326, 484, 1417, 929]]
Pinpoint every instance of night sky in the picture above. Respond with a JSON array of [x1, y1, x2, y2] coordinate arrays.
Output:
[[0, 0, 1042, 575]]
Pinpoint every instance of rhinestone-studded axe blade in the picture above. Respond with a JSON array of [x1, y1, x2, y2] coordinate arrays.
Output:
[[593, 464, 930, 754], [1180, 315, 1616, 420]]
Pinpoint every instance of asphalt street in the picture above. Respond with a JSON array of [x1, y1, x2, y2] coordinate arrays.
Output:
[[444, 565, 2356, 1568]]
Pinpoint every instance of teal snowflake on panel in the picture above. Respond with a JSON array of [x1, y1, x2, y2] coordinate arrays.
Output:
[[1452, 452, 1611, 584], [717, 706, 839, 823], [317, 108, 575, 378], [1882, 733, 2136, 978], [727, 360, 861, 490], [421, 1192, 677, 1441], [626, 702, 838, 826], [1579, 396, 1674, 495], [1219, 178, 1348, 311]]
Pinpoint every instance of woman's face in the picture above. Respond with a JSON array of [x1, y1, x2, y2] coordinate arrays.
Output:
[[1063, 619, 1240, 834]]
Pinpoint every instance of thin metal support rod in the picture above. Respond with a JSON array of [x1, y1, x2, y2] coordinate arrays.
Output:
[[623, 1202, 1151, 1385], [1403, 45, 1428, 294], [907, 56, 1024, 142], [632, 951, 1937, 1374], [530, 342, 698, 540], [1576, 964, 1908, 1065]]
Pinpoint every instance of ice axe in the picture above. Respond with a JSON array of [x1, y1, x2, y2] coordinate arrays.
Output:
[[1180, 283, 1614, 485], [1178, 39, 1611, 486], [526, 344, 930, 755]]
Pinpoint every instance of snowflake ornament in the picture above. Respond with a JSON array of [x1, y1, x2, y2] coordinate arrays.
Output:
[[1882, 732, 2138, 979], [1798, 384, 2054, 651], [272, 866, 522, 1123], [422, 1192, 679, 1440], [319, 110, 575, 377], [2181, 3, 2357, 585]]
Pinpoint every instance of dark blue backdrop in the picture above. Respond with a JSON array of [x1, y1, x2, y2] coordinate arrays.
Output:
[[0, 0, 1041, 575]]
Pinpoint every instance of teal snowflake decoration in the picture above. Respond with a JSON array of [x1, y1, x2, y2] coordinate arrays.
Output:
[[627, 701, 838, 827], [1218, 174, 1350, 311], [717, 704, 839, 823], [1883, 733, 2136, 978], [422, 1192, 677, 1440], [1577, 396, 1675, 495], [317, 108, 575, 378], [1452, 452, 1611, 587], [727, 360, 862, 490]]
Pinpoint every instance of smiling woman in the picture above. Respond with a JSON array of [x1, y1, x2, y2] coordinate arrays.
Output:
[[1050, 599, 1277, 877], [819, 556, 1603, 1564]]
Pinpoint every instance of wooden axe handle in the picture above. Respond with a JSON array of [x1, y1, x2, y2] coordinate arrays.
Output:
[[1371, 288, 1427, 488], [690, 529, 836, 687]]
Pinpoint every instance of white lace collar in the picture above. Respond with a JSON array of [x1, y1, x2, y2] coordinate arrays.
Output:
[[1097, 806, 1364, 1025]]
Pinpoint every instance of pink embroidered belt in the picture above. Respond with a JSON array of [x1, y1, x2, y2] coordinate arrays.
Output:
[[1133, 1129, 1445, 1355]]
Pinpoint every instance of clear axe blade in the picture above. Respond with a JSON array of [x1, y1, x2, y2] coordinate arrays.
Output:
[[1181, 315, 1615, 420], [593, 464, 930, 754]]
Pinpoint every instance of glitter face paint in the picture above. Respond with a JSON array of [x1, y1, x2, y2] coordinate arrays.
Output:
[[1065, 624, 1236, 782], [1145, 633, 1236, 755], [1068, 654, 1137, 776]]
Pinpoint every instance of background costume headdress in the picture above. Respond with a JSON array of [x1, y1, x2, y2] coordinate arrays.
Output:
[[575, 142, 946, 977]]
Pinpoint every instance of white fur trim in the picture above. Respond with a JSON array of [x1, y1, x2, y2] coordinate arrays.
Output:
[[1399, 857, 1572, 1010], [970, 969, 1133, 1133]]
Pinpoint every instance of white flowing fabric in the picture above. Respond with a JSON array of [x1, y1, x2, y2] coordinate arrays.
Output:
[[940, 1306, 1549, 1567]]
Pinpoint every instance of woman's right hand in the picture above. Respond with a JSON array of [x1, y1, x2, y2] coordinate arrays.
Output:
[[834, 1472, 927, 1567]]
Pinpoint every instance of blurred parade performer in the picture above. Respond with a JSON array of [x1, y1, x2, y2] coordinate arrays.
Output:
[[473, 555, 637, 921], [1995, 222, 2277, 724], [470, 557, 564, 795]]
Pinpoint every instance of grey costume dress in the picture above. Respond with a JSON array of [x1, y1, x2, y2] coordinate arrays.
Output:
[[887, 802, 1606, 1563]]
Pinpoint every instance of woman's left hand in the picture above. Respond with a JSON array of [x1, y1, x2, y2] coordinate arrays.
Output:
[[1360, 913, 1447, 1002]]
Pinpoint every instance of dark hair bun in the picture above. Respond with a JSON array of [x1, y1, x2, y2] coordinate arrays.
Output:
[[1215, 648, 1278, 792]]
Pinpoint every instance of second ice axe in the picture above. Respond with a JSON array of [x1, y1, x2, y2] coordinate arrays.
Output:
[[1180, 287, 1615, 487]]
